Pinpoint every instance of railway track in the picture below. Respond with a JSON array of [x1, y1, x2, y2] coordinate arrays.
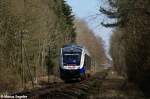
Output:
[[12, 71, 108, 99]]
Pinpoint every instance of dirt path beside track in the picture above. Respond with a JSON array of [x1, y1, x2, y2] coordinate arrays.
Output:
[[85, 69, 146, 99]]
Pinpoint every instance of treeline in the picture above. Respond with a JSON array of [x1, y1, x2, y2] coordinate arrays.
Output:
[[75, 19, 107, 69], [101, 0, 150, 95], [0, 0, 75, 93]]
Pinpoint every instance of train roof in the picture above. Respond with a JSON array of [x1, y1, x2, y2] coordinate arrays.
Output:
[[63, 44, 83, 49], [62, 44, 90, 56]]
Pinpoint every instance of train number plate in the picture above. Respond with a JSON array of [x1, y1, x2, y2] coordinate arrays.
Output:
[[64, 66, 76, 69], [68, 66, 75, 69]]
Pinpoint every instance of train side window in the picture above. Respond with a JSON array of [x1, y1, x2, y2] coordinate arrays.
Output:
[[84, 54, 91, 69], [84, 54, 87, 67]]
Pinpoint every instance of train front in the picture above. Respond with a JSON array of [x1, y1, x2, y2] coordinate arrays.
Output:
[[59, 45, 85, 81]]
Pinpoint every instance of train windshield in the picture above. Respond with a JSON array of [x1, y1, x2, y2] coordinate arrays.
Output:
[[63, 52, 81, 66]]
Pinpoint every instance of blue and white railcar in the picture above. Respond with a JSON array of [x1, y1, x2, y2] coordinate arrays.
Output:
[[59, 44, 91, 81]]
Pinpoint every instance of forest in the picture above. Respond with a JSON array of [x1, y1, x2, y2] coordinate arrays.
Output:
[[0, 0, 106, 94], [1, 0, 150, 97], [75, 19, 107, 68], [0, 0, 76, 93], [101, 0, 150, 96]]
